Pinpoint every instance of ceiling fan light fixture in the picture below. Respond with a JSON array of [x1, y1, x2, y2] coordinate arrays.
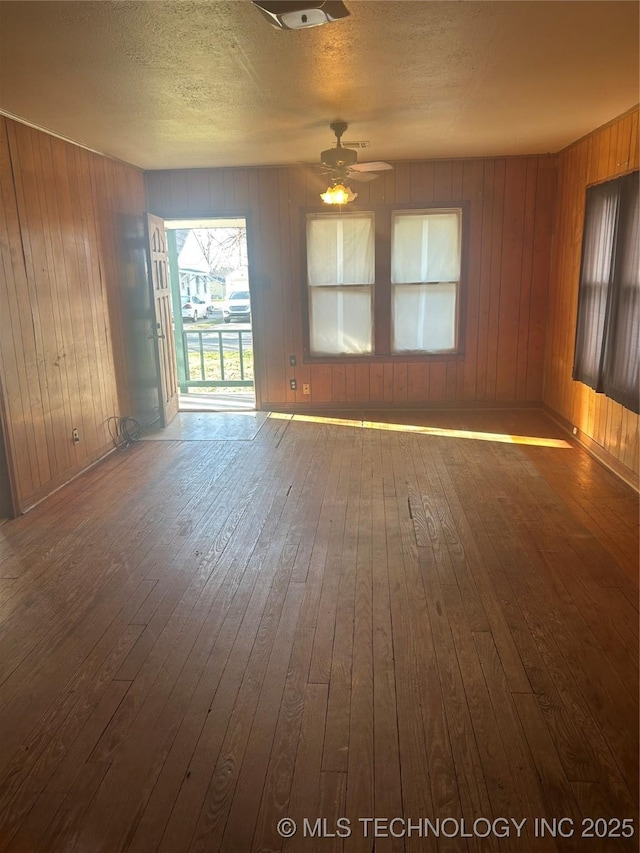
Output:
[[320, 183, 357, 205], [252, 1, 350, 30]]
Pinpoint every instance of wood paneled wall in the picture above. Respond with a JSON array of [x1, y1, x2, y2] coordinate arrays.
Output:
[[1, 110, 635, 512], [146, 155, 556, 410], [0, 117, 147, 514], [544, 107, 639, 480]]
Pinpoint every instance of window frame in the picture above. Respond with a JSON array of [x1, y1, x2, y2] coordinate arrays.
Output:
[[390, 207, 463, 355], [573, 170, 639, 414], [306, 211, 376, 357], [301, 201, 470, 363]]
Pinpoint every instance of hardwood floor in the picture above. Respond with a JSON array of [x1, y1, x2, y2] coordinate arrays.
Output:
[[0, 410, 637, 852]]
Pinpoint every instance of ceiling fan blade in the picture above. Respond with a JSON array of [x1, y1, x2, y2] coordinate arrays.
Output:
[[301, 163, 334, 176], [348, 171, 379, 183], [351, 161, 394, 172]]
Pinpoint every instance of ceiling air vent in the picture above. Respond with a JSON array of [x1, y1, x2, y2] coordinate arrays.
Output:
[[252, 1, 350, 30]]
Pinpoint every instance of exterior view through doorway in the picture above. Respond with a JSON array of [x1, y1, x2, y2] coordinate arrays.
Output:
[[164, 218, 255, 411]]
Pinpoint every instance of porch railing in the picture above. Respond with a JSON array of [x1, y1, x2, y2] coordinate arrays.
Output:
[[180, 328, 254, 390]]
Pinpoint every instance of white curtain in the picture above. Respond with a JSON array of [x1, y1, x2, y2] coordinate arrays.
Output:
[[390, 210, 460, 352], [393, 283, 457, 352], [307, 215, 375, 286], [307, 214, 374, 355], [309, 287, 372, 355], [391, 211, 461, 283]]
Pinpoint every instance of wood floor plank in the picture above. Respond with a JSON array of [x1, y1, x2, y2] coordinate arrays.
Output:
[[308, 430, 357, 685], [67, 446, 296, 851], [0, 409, 635, 853], [282, 683, 328, 853], [460, 434, 638, 808], [472, 631, 559, 853], [0, 585, 152, 826], [314, 771, 347, 853], [390, 437, 465, 853], [523, 443, 639, 575], [0, 677, 131, 852], [114, 484, 296, 850], [322, 434, 361, 772], [288, 427, 332, 584], [409, 441, 489, 633], [478, 444, 639, 798], [511, 692, 590, 851], [414, 556, 499, 853], [189, 583, 304, 853], [33, 761, 110, 853], [370, 471, 404, 853], [437, 576, 536, 853], [444, 436, 621, 790], [424, 438, 534, 696], [344, 439, 374, 851], [383, 473, 438, 853], [89, 452, 285, 767], [249, 593, 317, 853]]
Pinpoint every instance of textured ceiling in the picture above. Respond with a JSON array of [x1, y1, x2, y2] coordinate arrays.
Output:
[[0, 1, 638, 170]]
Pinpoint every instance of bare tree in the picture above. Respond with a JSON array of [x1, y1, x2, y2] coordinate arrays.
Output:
[[191, 227, 247, 278]]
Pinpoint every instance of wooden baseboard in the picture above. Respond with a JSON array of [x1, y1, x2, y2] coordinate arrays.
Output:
[[259, 400, 542, 413], [543, 405, 639, 493]]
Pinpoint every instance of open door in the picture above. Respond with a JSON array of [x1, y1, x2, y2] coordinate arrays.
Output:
[[146, 213, 179, 427], [0, 379, 19, 519]]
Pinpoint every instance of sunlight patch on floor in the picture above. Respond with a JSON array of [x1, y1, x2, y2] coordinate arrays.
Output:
[[268, 412, 571, 448]]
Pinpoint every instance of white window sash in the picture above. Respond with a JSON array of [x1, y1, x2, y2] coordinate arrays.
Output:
[[307, 213, 375, 286], [392, 208, 461, 285]]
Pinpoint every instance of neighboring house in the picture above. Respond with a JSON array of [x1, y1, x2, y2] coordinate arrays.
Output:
[[176, 231, 225, 299]]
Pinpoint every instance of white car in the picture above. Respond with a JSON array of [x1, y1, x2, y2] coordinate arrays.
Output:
[[223, 290, 251, 323], [181, 295, 208, 321]]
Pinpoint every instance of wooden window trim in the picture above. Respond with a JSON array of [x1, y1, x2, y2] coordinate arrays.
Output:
[[301, 201, 470, 363], [573, 170, 639, 413]]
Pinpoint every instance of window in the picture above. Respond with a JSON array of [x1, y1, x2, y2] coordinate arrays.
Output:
[[305, 206, 465, 359], [307, 213, 374, 356], [573, 171, 639, 413], [391, 209, 461, 353]]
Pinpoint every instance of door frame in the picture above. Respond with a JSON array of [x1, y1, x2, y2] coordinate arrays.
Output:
[[162, 214, 259, 406]]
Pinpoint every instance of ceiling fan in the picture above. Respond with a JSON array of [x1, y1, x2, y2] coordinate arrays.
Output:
[[319, 120, 393, 186]]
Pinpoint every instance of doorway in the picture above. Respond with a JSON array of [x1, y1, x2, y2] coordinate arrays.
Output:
[[163, 218, 255, 412]]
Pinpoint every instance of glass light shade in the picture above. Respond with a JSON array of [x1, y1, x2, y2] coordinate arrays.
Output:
[[320, 184, 357, 205]]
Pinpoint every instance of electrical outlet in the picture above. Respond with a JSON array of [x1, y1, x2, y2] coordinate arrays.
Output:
[[289, 379, 297, 391], [572, 426, 578, 435], [72, 427, 80, 443], [303, 383, 310, 395]]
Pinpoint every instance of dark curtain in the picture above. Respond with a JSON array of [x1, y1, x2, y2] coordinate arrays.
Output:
[[573, 171, 639, 414], [603, 174, 639, 413]]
